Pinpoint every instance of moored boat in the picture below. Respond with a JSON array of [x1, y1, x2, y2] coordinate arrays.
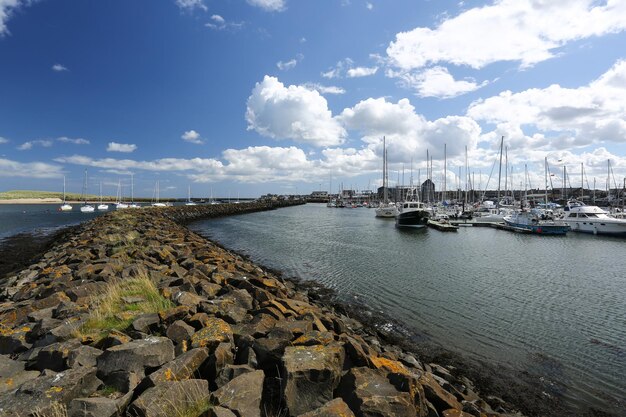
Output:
[[396, 201, 430, 228], [503, 209, 569, 235], [563, 200, 626, 236]]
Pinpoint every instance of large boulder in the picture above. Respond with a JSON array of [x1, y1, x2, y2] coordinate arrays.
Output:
[[338, 367, 416, 417], [211, 369, 264, 417], [282, 344, 345, 416], [297, 398, 356, 417], [190, 318, 233, 350], [143, 348, 209, 388], [96, 337, 174, 379]]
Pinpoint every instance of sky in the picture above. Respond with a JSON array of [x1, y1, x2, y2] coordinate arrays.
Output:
[[1, 0, 626, 199]]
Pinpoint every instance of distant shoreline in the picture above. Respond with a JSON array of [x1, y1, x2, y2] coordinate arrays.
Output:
[[0, 198, 118, 204]]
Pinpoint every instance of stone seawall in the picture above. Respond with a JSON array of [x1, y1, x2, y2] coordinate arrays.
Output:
[[1, 202, 521, 417]]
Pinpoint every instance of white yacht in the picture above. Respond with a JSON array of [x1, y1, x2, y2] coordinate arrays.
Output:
[[563, 201, 626, 236], [60, 176, 73, 211], [79, 170, 95, 213], [375, 136, 398, 218]]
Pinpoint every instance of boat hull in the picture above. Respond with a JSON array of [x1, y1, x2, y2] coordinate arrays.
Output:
[[565, 221, 626, 236], [396, 211, 429, 228], [503, 220, 569, 235], [375, 206, 398, 218]]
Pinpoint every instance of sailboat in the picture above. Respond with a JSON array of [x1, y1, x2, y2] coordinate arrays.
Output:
[[115, 179, 128, 209], [97, 182, 109, 211], [80, 170, 95, 213], [185, 185, 197, 206], [151, 181, 166, 207], [60, 176, 73, 211], [128, 173, 140, 208], [375, 136, 399, 218]]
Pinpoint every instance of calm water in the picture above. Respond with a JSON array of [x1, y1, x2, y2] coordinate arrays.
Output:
[[189, 203, 626, 415], [0, 204, 107, 240]]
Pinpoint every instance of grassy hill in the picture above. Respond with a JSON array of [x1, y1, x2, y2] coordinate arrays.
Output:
[[0, 190, 109, 200]]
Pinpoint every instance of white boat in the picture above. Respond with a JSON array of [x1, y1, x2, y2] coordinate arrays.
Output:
[[151, 180, 167, 207], [80, 169, 95, 213], [97, 182, 109, 211], [185, 185, 197, 206], [114, 179, 128, 209], [375, 136, 399, 218], [563, 201, 626, 236], [59, 175, 73, 211], [128, 173, 140, 208], [503, 209, 569, 235]]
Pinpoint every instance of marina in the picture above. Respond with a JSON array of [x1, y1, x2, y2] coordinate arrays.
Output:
[[187, 203, 626, 416]]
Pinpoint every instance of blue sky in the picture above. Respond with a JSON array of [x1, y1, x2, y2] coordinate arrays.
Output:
[[1, 0, 626, 198]]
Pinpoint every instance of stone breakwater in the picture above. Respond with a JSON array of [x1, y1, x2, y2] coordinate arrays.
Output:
[[0, 202, 522, 417]]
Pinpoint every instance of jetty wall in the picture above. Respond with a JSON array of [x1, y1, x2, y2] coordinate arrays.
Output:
[[0, 201, 520, 417]]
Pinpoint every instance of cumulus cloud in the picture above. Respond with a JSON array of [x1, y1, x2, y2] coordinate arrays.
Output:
[[0, 158, 64, 178], [56, 154, 223, 173], [467, 60, 626, 149], [175, 0, 207, 11], [392, 66, 488, 98], [0, 136, 8, 144], [57, 136, 89, 145], [106, 142, 137, 153], [246, 75, 346, 147], [247, 0, 286, 12], [17, 139, 53, 150], [52, 64, 68, 72], [346, 66, 378, 78], [386, 0, 626, 71], [181, 130, 204, 144]]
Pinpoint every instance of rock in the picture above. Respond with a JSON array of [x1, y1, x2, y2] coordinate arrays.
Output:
[[104, 370, 141, 393], [420, 372, 462, 413], [0, 325, 32, 354], [36, 339, 83, 371], [95, 331, 131, 350], [144, 347, 209, 387], [297, 398, 356, 417], [215, 364, 255, 389], [0, 366, 102, 415], [292, 330, 335, 346], [252, 336, 290, 371], [0, 355, 40, 394], [158, 306, 193, 325], [442, 410, 475, 417], [165, 320, 195, 345], [190, 318, 233, 350], [282, 344, 345, 416], [131, 313, 161, 334], [338, 367, 416, 417], [127, 379, 210, 417], [68, 397, 121, 417], [67, 346, 103, 369], [212, 370, 264, 417], [96, 336, 175, 378]]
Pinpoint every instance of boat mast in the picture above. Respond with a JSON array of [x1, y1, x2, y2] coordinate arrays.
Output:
[[544, 157, 548, 205], [443, 143, 447, 203], [382, 136, 387, 204], [581, 162, 584, 202], [63, 176, 67, 203], [497, 136, 504, 207]]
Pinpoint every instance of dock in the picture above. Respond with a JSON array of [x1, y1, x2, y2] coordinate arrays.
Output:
[[427, 219, 459, 231]]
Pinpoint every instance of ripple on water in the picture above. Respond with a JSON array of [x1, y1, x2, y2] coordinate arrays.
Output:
[[189, 204, 626, 415]]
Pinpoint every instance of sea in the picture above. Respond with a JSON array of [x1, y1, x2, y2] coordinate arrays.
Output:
[[1, 202, 624, 415]]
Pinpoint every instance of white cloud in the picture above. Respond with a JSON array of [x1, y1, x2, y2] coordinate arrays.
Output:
[[0, 0, 31, 36], [338, 97, 481, 163], [247, 0, 286, 12], [57, 136, 89, 145], [0, 158, 64, 178], [205, 14, 244, 31], [303, 83, 346, 95], [393, 66, 487, 98], [17, 139, 52, 150], [217, 146, 314, 182], [346, 66, 378, 78], [386, 0, 626, 71], [246, 75, 346, 147], [321, 58, 354, 79], [0, 136, 8, 144], [106, 142, 137, 153], [467, 60, 626, 148], [56, 154, 223, 173], [366, 2, 373, 10], [181, 130, 204, 144], [52, 64, 68, 72], [175, 0, 207, 11], [277, 59, 297, 71]]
